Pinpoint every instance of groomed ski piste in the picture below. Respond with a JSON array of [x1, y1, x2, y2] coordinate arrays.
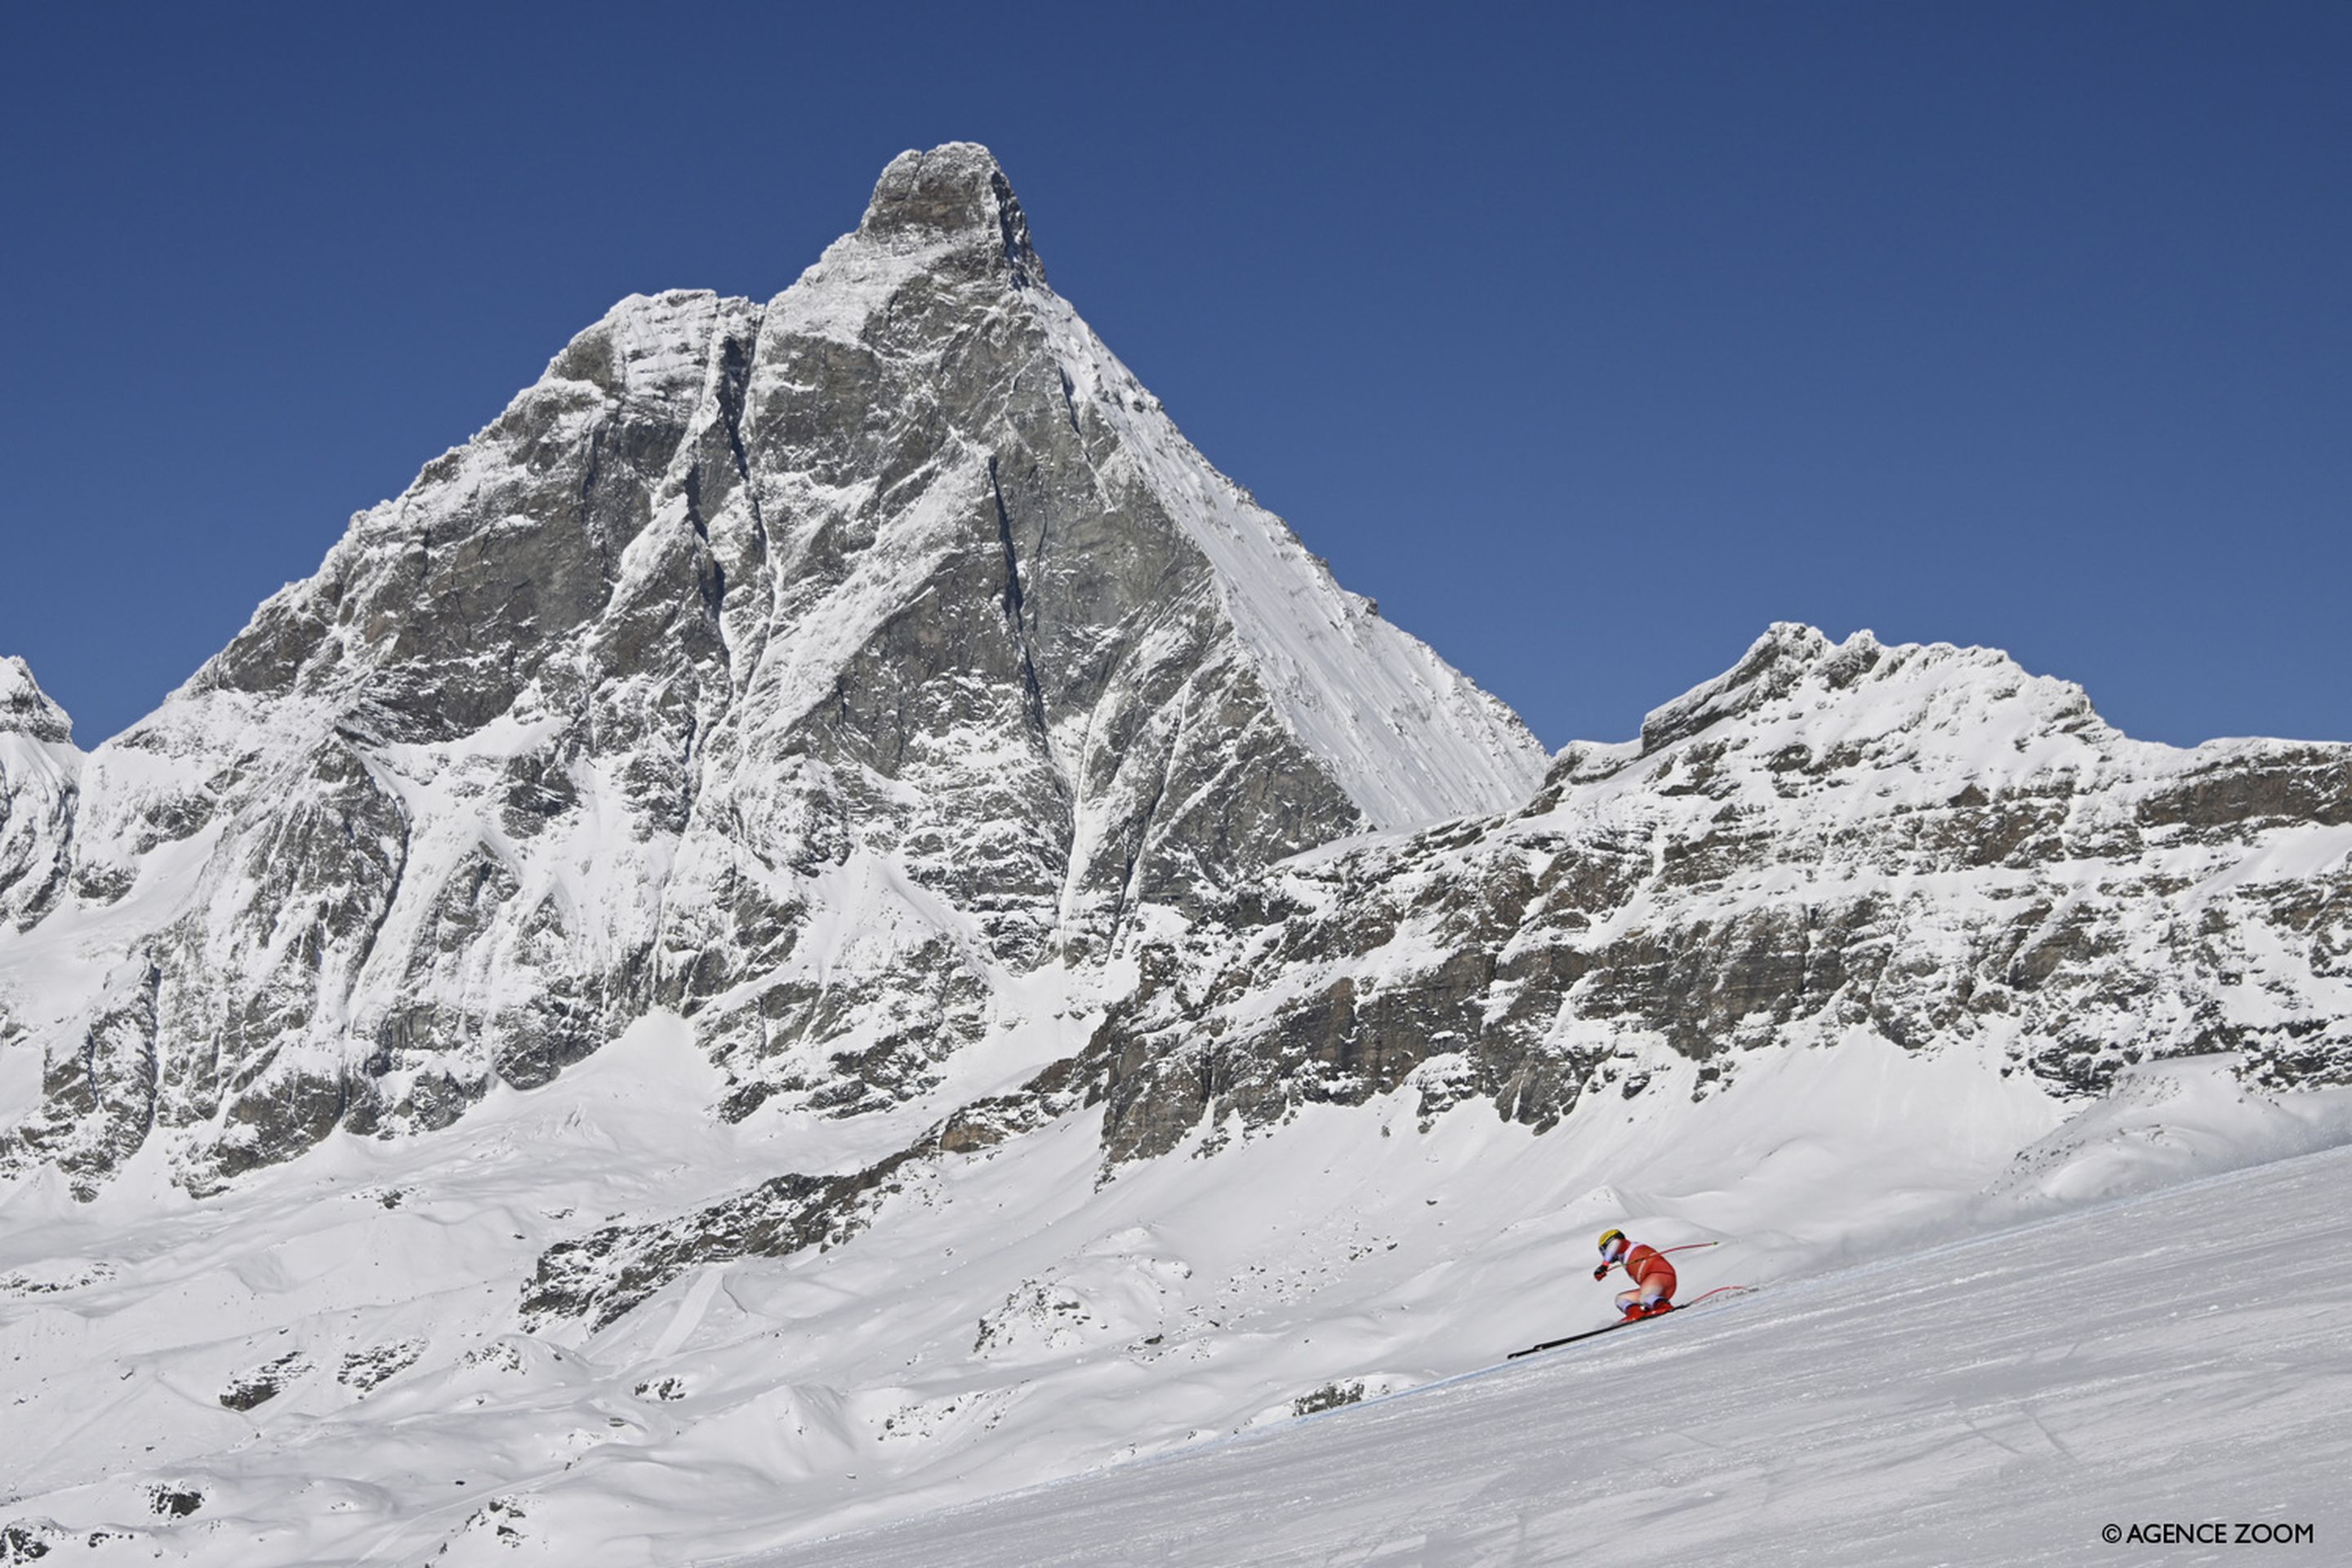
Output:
[[737, 1142, 2352, 1567]]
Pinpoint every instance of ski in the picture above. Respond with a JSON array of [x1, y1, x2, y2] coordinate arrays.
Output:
[[1505, 1285, 1754, 1360], [1507, 1318, 1643, 1357]]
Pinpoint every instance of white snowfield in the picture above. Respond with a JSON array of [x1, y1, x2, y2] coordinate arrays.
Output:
[[2, 1018, 2346, 1564], [746, 1142, 2352, 1568]]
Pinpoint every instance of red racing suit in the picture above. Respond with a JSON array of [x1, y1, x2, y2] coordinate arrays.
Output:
[[1619, 1244, 1676, 1303]]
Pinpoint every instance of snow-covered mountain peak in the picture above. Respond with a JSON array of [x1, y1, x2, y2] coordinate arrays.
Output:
[[855, 141, 1045, 287], [1637, 621, 1848, 754], [0, 656, 72, 745], [1628, 621, 2114, 778]]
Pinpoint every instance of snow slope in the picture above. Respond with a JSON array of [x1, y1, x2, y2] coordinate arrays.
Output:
[[4, 1019, 2346, 1563], [746, 1141, 2352, 1568], [1025, 283, 1539, 830]]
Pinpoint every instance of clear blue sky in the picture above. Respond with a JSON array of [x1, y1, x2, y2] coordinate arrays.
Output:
[[3, 2, 2345, 749]]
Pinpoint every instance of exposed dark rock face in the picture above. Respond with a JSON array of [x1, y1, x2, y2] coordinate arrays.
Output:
[[0, 145, 1542, 1197], [0, 1518, 67, 1561], [144, 1486, 203, 1521], [336, 1339, 426, 1395], [219, 1352, 312, 1411]]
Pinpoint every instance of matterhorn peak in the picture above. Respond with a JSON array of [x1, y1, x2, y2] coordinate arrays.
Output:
[[6, 140, 2352, 1568], [0, 140, 1545, 1198], [856, 140, 1045, 287]]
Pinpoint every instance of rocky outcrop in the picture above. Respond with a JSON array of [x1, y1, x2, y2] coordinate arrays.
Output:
[[0, 144, 1544, 1196], [519, 1047, 1099, 1330], [0, 657, 78, 933]]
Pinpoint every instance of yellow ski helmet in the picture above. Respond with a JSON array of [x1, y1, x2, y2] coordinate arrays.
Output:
[[1597, 1228, 1626, 1254]]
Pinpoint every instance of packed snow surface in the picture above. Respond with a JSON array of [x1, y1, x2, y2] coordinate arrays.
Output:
[[746, 1141, 2352, 1567]]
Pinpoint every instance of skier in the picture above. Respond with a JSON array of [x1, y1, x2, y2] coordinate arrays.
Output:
[[1593, 1227, 1676, 1319]]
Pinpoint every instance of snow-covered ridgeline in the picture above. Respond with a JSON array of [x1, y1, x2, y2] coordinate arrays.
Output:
[[1090, 622, 2352, 1165]]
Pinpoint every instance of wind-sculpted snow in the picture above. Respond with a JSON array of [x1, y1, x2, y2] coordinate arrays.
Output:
[[4, 1011, 2346, 1564], [0, 142, 1543, 1196]]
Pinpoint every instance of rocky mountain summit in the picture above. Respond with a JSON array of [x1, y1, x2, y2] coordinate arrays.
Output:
[[0, 143, 1543, 1198]]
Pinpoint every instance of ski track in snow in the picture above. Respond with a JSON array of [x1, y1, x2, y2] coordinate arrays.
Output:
[[739, 1143, 2352, 1568]]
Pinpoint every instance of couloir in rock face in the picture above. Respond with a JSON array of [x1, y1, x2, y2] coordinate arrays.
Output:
[[0, 144, 1544, 1196]]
